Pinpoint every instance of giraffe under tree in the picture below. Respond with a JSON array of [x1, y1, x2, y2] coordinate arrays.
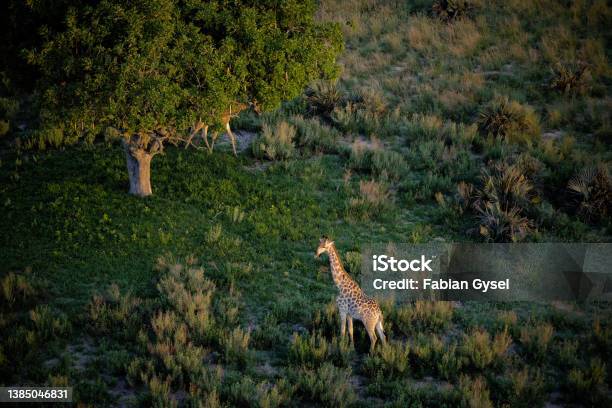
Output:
[[316, 237, 386, 352]]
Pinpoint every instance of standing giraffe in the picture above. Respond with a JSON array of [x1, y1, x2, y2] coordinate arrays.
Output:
[[315, 237, 386, 352]]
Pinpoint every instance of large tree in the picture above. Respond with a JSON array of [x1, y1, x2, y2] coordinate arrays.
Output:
[[19, 0, 342, 196]]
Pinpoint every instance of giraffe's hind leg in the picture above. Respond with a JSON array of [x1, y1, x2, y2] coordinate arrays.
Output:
[[339, 310, 347, 338], [365, 318, 378, 352], [375, 318, 386, 345]]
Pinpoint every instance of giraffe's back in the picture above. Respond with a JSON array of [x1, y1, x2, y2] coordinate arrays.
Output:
[[339, 289, 381, 322]]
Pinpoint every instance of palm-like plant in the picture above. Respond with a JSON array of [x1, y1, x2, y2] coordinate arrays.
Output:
[[462, 162, 537, 242], [433, 0, 473, 22], [567, 165, 611, 222]]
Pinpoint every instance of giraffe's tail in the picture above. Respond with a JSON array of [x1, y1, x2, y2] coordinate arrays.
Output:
[[376, 315, 386, 344]]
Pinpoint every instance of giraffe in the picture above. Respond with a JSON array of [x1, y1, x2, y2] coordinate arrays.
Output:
[[315, 237, 386, 352]]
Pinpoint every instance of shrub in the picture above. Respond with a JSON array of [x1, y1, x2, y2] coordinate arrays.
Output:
[[411, 334, 445, 376], [371, 149, 408, 180], [288, 332, 353, 368], [311, 301, 338, 337], [550, 61, 590, 94], [252, 121, 296, 161], [348, 179, 392, 220], [405, 114, 444, 142], [475, 202, 534, 243], [291, 116, 340, 153], [362, 341, 410, 379], [252, 315, 284, 350], [409, 333, 464, 379], [226, 377, 292, 408], [348, 139, 376, 171], [556, 339, 579, 368], [469, 163, 537, 242], [29, 305, 71, 342], [87, 284, 143, 340], [394, 300, 454, 334], [567, 164, 611, 222], [457, 375, 493, 408], [0, 75, 19, 138], [156, 262, 217, 343], [478, 97, 541, 144], [0, 271, 36, 309], [519, 322, 554, 362], [329, 336, 355, 368], [592, 318, 612, 359], [461, 328, 511, 370], [566, 358, 608, 406], [494, 368, 546, 408], [497, 310, 518, 327], [305, 80, 344, 118], [222, 327, 252, 368], [343, 251, 362, 279], [436, 343, 464, 380], [147, 310, 208, 384], [294, 363, 356, 407], [288, 331, 329, 369], [433, 0, 474, 22], [331, 89, 388, 136]]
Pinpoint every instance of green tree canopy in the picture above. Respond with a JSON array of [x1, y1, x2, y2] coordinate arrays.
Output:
[[15, 0, 343, 195]]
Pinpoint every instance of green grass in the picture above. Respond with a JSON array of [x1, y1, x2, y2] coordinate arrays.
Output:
[[1, 0, 612, 406]]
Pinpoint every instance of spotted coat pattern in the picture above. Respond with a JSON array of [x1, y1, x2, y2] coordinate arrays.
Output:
[[317, 238, 386, 351]]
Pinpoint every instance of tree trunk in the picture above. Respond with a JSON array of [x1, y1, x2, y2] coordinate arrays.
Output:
[[124, 144, 153, 197]]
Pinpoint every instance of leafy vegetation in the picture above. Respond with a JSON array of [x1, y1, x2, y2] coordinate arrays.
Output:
[[0, 0, 610, 406]]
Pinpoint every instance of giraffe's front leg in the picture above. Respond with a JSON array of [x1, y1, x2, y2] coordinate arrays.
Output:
[[347, 316, 354, 345], [339, 310, 347, 338]]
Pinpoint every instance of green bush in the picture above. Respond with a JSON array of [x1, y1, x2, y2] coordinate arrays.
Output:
[[362, 341, 410, 379], [294, 363, 356, 407], [492, 368, 546, 408], [288, 331, 329, 368], [0, 271, 37, 309], [252, 315, 284, 350], [457, 375, 493, 408], [461, 327, 511, 370], [29, 305, 71, 342], [371, 149, 408, 180], [394, 300, 454, 334], [87, 284, 144, 340], [226, 376, 292, 408], [519, 322, 554, 363], [222, 327, 252, 368], [566, 358, 608, 406], [291, 115, 340, 153], [252, 121, 297, 161], [348, 179, 392, 220]]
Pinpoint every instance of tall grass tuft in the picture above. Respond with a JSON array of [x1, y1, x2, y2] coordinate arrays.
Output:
[[252, 121, 296, 161], [478, 96, 540, 145], [394, 300, 454, 334], [519, 322, 554, 362], [348, 179, 392, 220]]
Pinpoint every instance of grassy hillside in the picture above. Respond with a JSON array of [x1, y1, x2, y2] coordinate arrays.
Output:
[[1, 0, 611, 406]]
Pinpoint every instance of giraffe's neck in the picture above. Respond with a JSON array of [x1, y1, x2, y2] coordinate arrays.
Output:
[[328, 245, 353, 289]]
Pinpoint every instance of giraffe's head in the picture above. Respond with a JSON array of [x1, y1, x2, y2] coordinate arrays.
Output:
[[315, 237, 334, 258]]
